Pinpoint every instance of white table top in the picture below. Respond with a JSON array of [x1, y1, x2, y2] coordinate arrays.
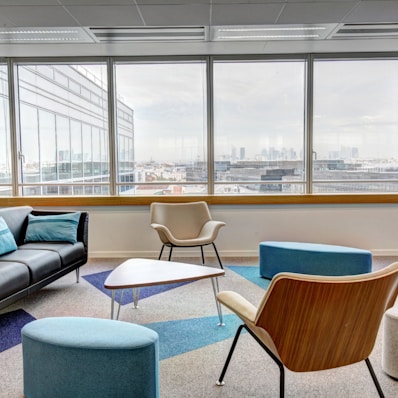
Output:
[[104, 258, 225, 290]]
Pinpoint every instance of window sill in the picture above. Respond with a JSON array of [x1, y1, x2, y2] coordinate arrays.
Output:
[[1, 194, 398, 207]]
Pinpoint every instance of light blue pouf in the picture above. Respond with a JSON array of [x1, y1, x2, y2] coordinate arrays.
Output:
[[22, 317, 159, 398], [259, 241, 372, 279]]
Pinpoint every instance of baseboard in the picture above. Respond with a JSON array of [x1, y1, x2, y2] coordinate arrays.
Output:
[[88, 249, 398, 259], [88, 249, 259, 259]]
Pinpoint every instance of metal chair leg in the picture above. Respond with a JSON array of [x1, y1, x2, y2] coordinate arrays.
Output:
[[216, 324, 245, 386], [158, 245, 165, 260], [212, 242, 224, 269], [200, 246, 205, 264], [168, 246, 173, 261], [365, 358, 385, 398]]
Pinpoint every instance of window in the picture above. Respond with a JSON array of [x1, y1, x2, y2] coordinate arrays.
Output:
[[213, 59, 306, 194], [1, 55, 398, 201], [114, 61, 207, 195], [16, 63, 109, 196], [0, 63, 11, 196], [313, 58, 398, 193]]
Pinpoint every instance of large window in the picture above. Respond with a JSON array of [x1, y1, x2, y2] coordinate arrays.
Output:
[[2, 55, 398, 200], [213, 59, 306, 194], [0, 63, 11, 196], [313, 58, 398, 193], [16, 63, 110, 196], [114, 61, 207, 195]]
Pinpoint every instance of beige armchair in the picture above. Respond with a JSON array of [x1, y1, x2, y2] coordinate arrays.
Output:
[[216, 262, 398, 398], [150, 201, 225, 269]]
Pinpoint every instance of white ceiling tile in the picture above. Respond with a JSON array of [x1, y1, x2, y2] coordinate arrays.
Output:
[[65, 6, 144, 26], [0, 6, 78, 27], [139, 4, 210, 26], [60, 0, 133, 4], [0, 1, 58, 4], [211, 3, 284, 25], [343, 1, 398, 23], [277, 2, 358, 24]]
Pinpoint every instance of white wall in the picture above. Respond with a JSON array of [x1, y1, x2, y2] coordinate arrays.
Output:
[[44, 203, 398, 258]]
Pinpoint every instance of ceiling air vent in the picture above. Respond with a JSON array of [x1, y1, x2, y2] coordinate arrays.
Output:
[[331, 23, 398, 39], [89, 27, 206, 42]]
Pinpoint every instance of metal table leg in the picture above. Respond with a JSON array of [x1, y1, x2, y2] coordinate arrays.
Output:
[[211, 277, 224, 326]]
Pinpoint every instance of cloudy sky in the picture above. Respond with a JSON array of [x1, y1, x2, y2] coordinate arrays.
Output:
[[114, 58, 398, 164]]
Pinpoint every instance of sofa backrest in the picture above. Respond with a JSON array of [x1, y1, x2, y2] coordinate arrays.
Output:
[[0, 206, 33, 245]]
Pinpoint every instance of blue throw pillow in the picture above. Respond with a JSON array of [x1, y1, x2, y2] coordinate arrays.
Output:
[[25, 212, 81, 244], [0, 216, 18, 255]]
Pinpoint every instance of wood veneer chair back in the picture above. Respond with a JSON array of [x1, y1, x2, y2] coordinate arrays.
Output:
[[256, 263, 398, 372], [216, 262, 398, 397]]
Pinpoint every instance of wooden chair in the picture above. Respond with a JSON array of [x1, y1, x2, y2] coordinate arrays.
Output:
[[150, 201, 225, 268], [216, 262, 398, 397]]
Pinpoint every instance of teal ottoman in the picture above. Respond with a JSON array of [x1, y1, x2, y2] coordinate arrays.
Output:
[[259, 241, 372, 279], [22, 317, 159, 398]]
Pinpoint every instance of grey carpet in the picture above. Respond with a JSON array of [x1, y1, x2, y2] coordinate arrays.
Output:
[[1, 256, 397, 398]]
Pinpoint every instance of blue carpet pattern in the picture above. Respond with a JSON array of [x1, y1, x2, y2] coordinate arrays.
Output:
[[0, 265, 265, 357], [227, 265, 270, 289], [147, 314, 244, 360], [0, 309, 36, 353]]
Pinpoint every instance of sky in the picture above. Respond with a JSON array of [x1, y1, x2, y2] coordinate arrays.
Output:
[[114, 58, 398, 163]]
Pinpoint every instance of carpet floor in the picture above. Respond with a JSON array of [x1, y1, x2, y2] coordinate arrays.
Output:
[[1, 256, 398, 398]]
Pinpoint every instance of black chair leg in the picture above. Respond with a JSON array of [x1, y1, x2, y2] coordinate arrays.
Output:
[[244, 325, 285, 398], [216, 324, 245, 386], [212, 243, 224, 269], [365, 358, 385, 398], [158, 245, 165, 260], [200, 246, 205, 264], [168, 246, 173, 261]]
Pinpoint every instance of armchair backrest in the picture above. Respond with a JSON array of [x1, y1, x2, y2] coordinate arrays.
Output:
[[254, 262, 398, 372], [150, 201, 212, 240]]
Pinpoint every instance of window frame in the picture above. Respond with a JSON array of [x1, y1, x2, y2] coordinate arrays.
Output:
[[0, 53, 398, 206]]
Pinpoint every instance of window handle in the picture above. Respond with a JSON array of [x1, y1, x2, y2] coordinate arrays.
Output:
[[18, 151, 25, 163]]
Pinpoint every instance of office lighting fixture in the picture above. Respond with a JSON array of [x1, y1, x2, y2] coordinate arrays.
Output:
[[212, 24, 336, 41], [0, 27, 94, 44]]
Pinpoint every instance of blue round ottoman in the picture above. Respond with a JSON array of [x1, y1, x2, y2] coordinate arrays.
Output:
[[259, 241, 372, 279], [22, 317, 159, 398]]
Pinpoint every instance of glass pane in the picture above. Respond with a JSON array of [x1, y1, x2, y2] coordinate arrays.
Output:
[[115, 61, 207, 195], [213, 60, 306, 194], [0, 63, 12, 195], [313, 58, 398, 193], [17, 63, 109, 196]]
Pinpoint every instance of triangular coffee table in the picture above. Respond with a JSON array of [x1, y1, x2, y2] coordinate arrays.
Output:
[[104, 258, 225, 325]]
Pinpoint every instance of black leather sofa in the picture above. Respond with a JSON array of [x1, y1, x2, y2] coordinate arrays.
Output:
[[0, 206, 89, 310]]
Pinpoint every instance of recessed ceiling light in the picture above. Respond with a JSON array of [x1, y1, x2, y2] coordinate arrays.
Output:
[[212, 24, 337, 41], [0, 27, 95, 44]]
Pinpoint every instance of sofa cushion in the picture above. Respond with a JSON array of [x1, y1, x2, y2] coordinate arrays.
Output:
[[0, 262, 30, 300], [25, 212, 81, 244], [0, 216, 18, 255], [0, 206, 33, 246], [20, 242, 86, 267], [0, 250, 61, 284]]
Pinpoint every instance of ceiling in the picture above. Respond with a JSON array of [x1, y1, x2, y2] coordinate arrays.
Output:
[[1, 0, 398, 57]]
